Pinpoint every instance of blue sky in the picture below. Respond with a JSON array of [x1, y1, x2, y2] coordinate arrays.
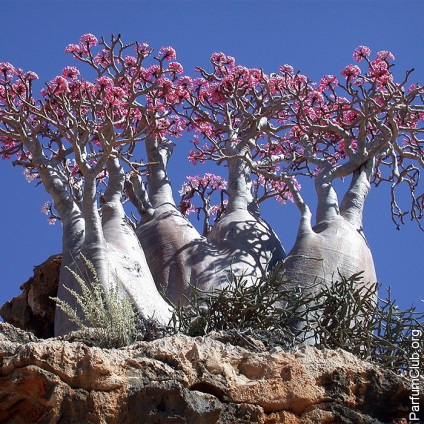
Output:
[[0, 0, 423, 315]]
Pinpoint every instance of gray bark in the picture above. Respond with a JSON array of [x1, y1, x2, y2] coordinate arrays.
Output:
[[207, 156, 286, 274], [38, 155, 172, 336], [128, 168, 251, 306], [281, 162, 377, 297], [129, 137, 285, 306]]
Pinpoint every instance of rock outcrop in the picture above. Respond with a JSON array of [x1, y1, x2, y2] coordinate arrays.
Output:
[[0, 255, 61, 339], [0, 322, 419, 423]]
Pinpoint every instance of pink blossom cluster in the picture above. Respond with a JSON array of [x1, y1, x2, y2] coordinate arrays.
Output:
[[210, 52, 235, 69], [368, 59, 393, 86], [40, 200, 58, 225], [179, 173, 228, 219], [158, 46, 177, 61], [1, 38, 424, 220], [0, 62, 38, 107], [0, 62, 24, 83], [0, 137, 19, 159], [23, 168, 38, 182], [65, 33, 98, 56], [30, 36, 190, 142], [254, 174, 300, 205], [180, 173, 227, 195], [353, 46, 371, 62], [136, 43, 152, 57], [342, 47, 396, 88], [318, 75, 339, 91], [341, 64, 361, 82]]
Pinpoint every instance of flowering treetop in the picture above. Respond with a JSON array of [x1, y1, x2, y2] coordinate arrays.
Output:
[[1, 37, 423, 229], [176, 46, 424, 228], [0, 34, 187, 208]]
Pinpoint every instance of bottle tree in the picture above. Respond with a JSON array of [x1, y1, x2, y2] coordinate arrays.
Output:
[[1, 36, 423, 336], [124, 79, 285, 305], [0, 34, 184, 334], [176, 53, 288, 272], [0, 35, 285, 333], [124, 130, 271, 305], [224, 47, 424, 302]]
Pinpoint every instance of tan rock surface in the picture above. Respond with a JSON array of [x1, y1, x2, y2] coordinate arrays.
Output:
[[0, 255, 61, 338], [0, 323, 418, 423]]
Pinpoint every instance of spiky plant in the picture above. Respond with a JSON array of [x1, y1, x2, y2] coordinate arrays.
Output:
[[51, 255, 138, 348], [171, 269, 424, 373]]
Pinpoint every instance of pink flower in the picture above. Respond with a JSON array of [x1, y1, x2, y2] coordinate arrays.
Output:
[[188, 150, 198, 165], [80, 80, 97, 94], [319, 75, 338, 91], [269, 75, 287, 94], [279, 64, 294, 75], [249, 68, 262, 83], [293, 74, 307, 87], [342, 110, 358, 125], [144, 65, 161, 81], [94, 50, 112, 67], [0, 62, 15, 76], [353, 46, 371, 62], [23, 71, 39, 81], [96, 76, 114, 89], [181, 173, 227, 194], [175, 76, 193, 95], [40, 201, 51, 214], [135, 43, 151, 57], [65, 44, 81, 54], [79, 33, 98, 47], [341, 64, 361, 81], [12, 80, 27, 97], [24, 169, 38, 182], [368, 59, 393, 86], [206, 173, 227, 190], [62, 66, 80, 80], [124, 55, 137, 66], [168, 115, 186, 137], [210, 52, 235, 68], [308, 91, 323, 105], [159, 46, 177, 61], [408, 84, 416, 93], [376, 50, 395, 61], [47, 76, 69, 95], [168, 62, 184, 74], [208, 84, 226, 104], [104, 86, 126, 106]]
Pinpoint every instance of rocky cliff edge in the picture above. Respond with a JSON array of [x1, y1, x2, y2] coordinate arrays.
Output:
[[0, 322, 418, 423]]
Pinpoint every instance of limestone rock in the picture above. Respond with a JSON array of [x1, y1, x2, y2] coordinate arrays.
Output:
[[0, 254, 61, 338], [0, 322, 420, 423]]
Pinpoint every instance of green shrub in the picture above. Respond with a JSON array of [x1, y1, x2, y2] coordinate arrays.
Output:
[[169, 263, 311, 342], [51, 255, 138, 348], [171, 269, 424, 373], [51, 254, 424, 373]]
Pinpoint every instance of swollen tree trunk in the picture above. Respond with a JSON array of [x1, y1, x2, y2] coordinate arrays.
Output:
[[128, 137, 284, 306], [38, 161, 85, 336], [281, 162, 377, 296], [126, 137, 230, 305], [100, 158, 172, 323], [207, 154, 286, 274], [39, 156, 172, 336]]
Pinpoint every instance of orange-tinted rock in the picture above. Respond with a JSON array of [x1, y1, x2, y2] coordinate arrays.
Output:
[[0, 323, 419, 423], [0, 255, 61, 338]]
